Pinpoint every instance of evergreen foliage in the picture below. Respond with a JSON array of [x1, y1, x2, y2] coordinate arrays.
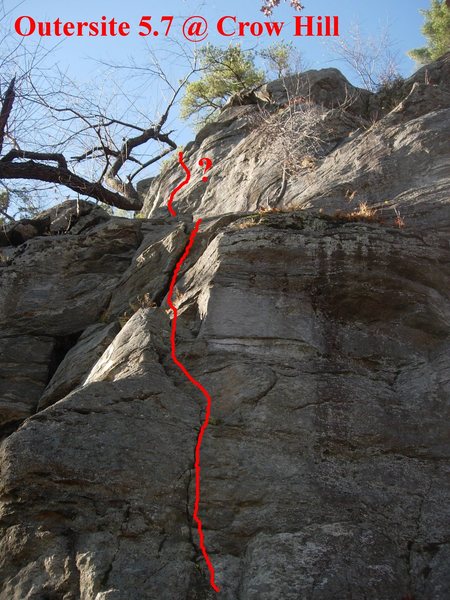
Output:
[[181, 45, 265, 125], [409, 0, 450, 64]]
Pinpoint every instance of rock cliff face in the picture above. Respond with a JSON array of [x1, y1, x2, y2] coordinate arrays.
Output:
[[0, 55, 450, 599]]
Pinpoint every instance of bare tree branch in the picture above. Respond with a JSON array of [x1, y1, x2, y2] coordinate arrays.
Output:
[[329, 24, 400, 92], [0, 159, 142, 210], [129, 147, 173, 182], [1, 149, 68, 169], [71, 145, 142, 166], [0, 206, 14, 222], [0, 30, 199, 214], [102, 70, 193, 199], [0, 77, 16, 154], [0, 80, 140, 209]]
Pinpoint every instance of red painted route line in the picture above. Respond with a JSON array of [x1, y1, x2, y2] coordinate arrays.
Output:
[[167, 154, 220, 593], [167, 151, 191, 217]]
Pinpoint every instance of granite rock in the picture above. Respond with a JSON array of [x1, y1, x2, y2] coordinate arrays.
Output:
[[0, 57, 450, 599]]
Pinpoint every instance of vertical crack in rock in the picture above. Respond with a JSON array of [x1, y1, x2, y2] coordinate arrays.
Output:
[[163, 226, 217, 595], [406, 476, 435, 597], [184, 405, 219, 599], [178, 376, 214, 594], [65, 527, 82, 599], [153, 223, 192, 307], [99, 503, 132, 593], [185, 464, 197, 554]]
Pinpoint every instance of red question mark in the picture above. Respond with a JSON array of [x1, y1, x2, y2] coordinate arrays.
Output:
[[198, 157, 213, 182]]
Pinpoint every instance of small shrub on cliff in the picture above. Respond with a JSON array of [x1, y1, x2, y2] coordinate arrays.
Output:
[[254, 90, 344, 207], [376, 75, 406, 112], [259, 42, 300, 78], [257, 98, 326, 174], [129, 293, 157, 312], [335, 202, 381, 224]]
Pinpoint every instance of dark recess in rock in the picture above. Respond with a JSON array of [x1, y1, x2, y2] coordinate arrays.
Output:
[[45, 332, 83, 388]]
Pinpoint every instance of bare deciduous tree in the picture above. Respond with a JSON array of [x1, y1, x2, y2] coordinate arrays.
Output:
[[0, 8, 197, 219], [330, 24, 401, 92]]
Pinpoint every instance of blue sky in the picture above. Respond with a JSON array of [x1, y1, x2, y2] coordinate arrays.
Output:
[[5, 0, 428, 76], [1, 0, 431, 191]]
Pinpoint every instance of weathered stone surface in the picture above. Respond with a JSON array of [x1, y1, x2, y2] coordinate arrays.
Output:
[[284, 106, 450, 231], [0, 200, 110, 247], [38, 199, 110, 236], [163, 216, 450, 599], [0, 218, 142, 336], [0, 214, 143, 428], [38, 322, 121, 410], [0, 310, 201, 600], [106, 220, 190, 317], [406, 50, 450, 94], [259, 68, 372, 112], [143, 55, 450, 232], [0, 335, 55, 428], [1, 57, 450, 599], [223, 68, 372, 115]]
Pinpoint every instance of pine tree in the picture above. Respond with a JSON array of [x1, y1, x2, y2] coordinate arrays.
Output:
[[409, 0, 450, 64], [181, 45, 265, 125]]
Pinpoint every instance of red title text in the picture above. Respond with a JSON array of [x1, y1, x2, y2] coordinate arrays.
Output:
[[14, 15, 340, 41]]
